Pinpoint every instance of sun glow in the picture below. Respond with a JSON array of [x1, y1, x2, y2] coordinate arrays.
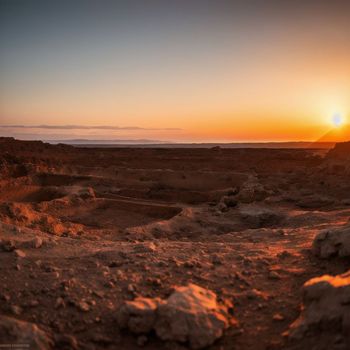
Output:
[[332, 113, 345, 128]]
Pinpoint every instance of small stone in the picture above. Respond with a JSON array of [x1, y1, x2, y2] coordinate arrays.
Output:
[[108, 261, 123, 267], [1, 293, 10, 302], [273, 313, 284, 321], [147, 278, 162, 287], [54, 334, 78, 350], [222, 195, 238, 208], [11, 305, 23, 315], [55, 297, 65, 309], [268, 271, 281, 280], [1, 240, 16, 252], [52, 272, 60, 279], [14, 249, 26, 258], [93, 290, 105, 298], [217, 202, 228, 213], [184, 261, 194, 268], [127, 284, 136, 293], [28, 300, 39, 307], [32, 237, 43, 248], [136, 335, 148, 347], [77, 300, 90, 312], [212, 254, 222, 265]]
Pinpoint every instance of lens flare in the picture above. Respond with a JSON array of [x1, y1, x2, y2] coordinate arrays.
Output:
[[332, 113, 344, 127]]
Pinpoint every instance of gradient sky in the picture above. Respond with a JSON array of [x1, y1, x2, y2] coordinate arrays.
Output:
[[1, 0, 350, 142]]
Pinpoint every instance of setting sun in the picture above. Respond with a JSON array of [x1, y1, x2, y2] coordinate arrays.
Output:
[[332, 113, 346, 128]]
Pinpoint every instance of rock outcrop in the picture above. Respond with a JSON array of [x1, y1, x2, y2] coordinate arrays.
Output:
[[313, 226, 350, 258], [237, 175, 268, 204], [117, 284, 233, 349], [288, 270, 350, 346], [0, 315, 52, 350], [326, 141, 350, 161], [239, 204, 284, 228]]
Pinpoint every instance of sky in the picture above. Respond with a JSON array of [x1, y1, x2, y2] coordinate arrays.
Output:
[[1, 0, 350, 142]]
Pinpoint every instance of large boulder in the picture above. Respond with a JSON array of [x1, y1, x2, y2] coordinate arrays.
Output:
[[312, 226, 350, 258], [155, 284, 230, 349], [117, 284, 233, 349], [288, 270, 350, 345], [0, 315, 52, 350]]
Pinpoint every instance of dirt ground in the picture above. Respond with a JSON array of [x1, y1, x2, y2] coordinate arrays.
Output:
[[0, 137, 349, 350]]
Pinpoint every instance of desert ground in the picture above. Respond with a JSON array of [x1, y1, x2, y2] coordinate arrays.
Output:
[[0, 137, 349, 350]]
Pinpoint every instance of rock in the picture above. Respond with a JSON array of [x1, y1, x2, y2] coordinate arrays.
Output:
[[288, 270, 350, 342], [327, 141, 350, 161], [237, 176, 268, 203], [297, 195, 334, 209], [76, 187, 95, 200], [227, 187, 239, 196], [127, 284, 136, 294], [217, 202, 228, 213], [76, 300, 90, 312], [136, 335, 148, 347], [132, 242, 157, 253], [117, 297, 164, 333], [211, 254, 222, 265], [221, 196, 238, 208], [0, 239, 16, 252], [239, 204, 284, 228], [14, 249, 26, 258], [55, 297, 65, 309], [245, 289, 269, 300], [54, 334, 78, 350], [10, 305, 23, 315], [268, 271, 281, 280], [32, 237, 43, 248], [28, 300, 39, 307], [0, 315, 52, 349], [155, 284, 231, 349], [20, 237, 44, 249], [117, 284, 233, 349], [312, 226, 350, 258], [273, 313, 284, 321], [1, 293, 10, 302]]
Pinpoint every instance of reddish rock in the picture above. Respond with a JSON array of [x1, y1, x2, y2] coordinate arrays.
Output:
[[0, 315, 52, 349]]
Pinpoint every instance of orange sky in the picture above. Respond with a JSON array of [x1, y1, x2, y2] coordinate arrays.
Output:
[[1, 1, 350, 142]]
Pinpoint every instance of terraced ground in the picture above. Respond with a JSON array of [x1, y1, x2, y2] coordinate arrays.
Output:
[[0, 138, 349, 350]]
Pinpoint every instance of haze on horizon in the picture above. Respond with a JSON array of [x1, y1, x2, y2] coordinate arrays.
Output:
[[1, 0, 350, 143]]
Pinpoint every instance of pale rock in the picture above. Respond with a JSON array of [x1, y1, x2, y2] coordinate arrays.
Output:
[[288, 270, 350, 342], [155, 284, 230, 349], [117, 284, 233, 349]]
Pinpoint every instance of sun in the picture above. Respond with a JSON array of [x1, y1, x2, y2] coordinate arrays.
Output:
[[332, 113, 345, 128]]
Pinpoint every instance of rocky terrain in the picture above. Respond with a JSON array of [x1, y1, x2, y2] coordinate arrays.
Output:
[[0, 137, 349, 350]]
